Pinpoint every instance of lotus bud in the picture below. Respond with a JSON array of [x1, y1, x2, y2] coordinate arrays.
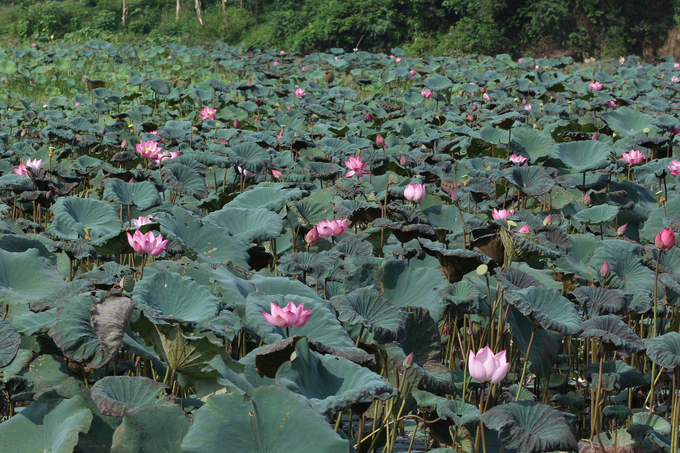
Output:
[[617, 224, 627, 237], [450, 191, 459, 203], [403, 352, 414, 369], [600, 260, 611, 279], [480, 86, 486, 93], [21, 128, 27, 137], [655, 228, 676, 251], [583, 192, 592, 206], [366, 113, 373, 122], [376, 134, 384, 147], [592, 133, 599, 140], [271, 170, 282, 179], [305, 227, 319, 246], [543, 213, 552, 226], [466, 113, 474, 122], [400, 154, 408, 166], [233, 119, 241, 129], [518, 225, 531, 233], [472, 104, 477, 111], [101, 127, 106, 135], [121, 139, 128, 149]]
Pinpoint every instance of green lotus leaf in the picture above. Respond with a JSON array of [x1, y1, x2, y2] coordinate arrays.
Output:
[[305, 162, 345, 180], [29, 279, 95, 312], [437, 280, 488, 316], [10, 309, 55, 335], [373, 219, 438, 244], [145, 78, 171, 96], [48, 293, 135, 369], [0, 59, 17, 75], [419, 239, 493, 283], [246, 292, 354, 348], [504, 384, 537, 402], [500, 227, 561, 262], [645, 332, 680, 370], [436, 398, 481, 426], [506, 306, 561, 378], [225, 142, 271, 173], [504, 286, 582, 335], [0, 393, 93, 453], [571, 286, 633, 316], [495, 267, 542, 292], [512, 129, 554, 162], [0, 319, 20, 367], [551, 140, 613, 173], [329, 234, 374, 257], [204, 207, 285, 244], [103, 179, 162, 210], [652, 115, 680, 130], [480, 401, 579, 453], [386, 307, 456, 394], [0, 233, 57, 265], [581, 315, 645, 353], [555, 172, 610, 191], [161, 163, 209, 199], [131, 269, 223, 323], [573, 204, 620, 225], [277, 252, 338, 279], [110, 404, 191, 453], [603, 405, 630, 423], [91, 376, 169, 417], [554, 234, 601, 281], [424, 75, 453, 91], [584, 360, 646, 391], [330, 285, 408, 344], [48, 196, 122, 245], [632, 412, 670, 436], [607, 106, 657, 137], [226, 186, 306, 211], [275, 337, 396, 417], [201, 354, 254, 395], [590, 240, 657, 295], [288, 197, 335, 227], [181, 386, 350, 452], [503, 165, 555, 197], [316, 137, 359, 157], [0, 248, 65, 305], [75, 261, 134, 288]]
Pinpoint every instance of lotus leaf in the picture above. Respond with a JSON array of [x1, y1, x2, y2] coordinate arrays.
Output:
[[91, 376, 169, 417]]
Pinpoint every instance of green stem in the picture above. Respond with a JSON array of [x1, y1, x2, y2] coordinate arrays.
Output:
[[515, 326, 536, 399]]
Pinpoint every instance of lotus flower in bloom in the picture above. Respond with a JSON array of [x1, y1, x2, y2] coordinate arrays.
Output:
[[200, 107, 217, 121], [301, 66, 307, 72], [421, 88, 433, 99], [75, 101, 81, 107], [492, 208, 515, 220], [667, 160, 680, 176], [344, 156, 370, 178], [26, 158, 42, 170], [619, 149, 644, 166], [589, 81, 603, 91], [403, 183, 426, 203], [126, 230, 169, 257], [132, 215, 159, 227], [655, 228, 676, 251], [409, 69, 416, 79], [13, 163, 28, 176], [294, 88, 306, 99], [136, 140, 162, 159], [509, 154, 527, 164], [279, 50, 286, 56], [674, 76, 680, 83], [149, 130, 164, 142], [607, 100, 617, 108], [261, 301, 311, 329], [619, 56, 625, 64], [468, 347, 509, 383], [676, 63, 680, 68], [523, 104, 532, 112], [315, 219, 348, 238], [518, 225, 531, 233]]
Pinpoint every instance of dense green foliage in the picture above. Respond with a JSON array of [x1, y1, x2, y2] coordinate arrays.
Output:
[[0, 0, 677, 58]]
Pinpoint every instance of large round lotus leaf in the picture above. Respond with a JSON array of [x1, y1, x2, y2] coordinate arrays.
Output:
[[246, 292, 354, 348], [385, 307, 456, 394], [288, 197, 336, 227], [161, 163, 209, 199], [181, 386, 350, 453], [551, 140, 613, 173], [48, 196, 122, 246], [419, 238, 493, 283], [159, 207, 249, 268], [305, 162, 345, 180], [480, 401, 578, 453], [504, 286, 582, 335], [645, 332, 680, 370], [506, 306, 561, 378], [437, 398, 481, 426], [573, 204, 620, 225], [500, 227, 561, 262], [316, 137, 359, 157], [424, 204, 472, 237], [204, 207, 285, 244], [276, 252, 338, 279], [0, 392, 93, 453], [554, 234, 601, 281], [495, 267, 542, 292], [0, 234, 57, 265], [0, 319, 20, 367], [584, 360, 646, 391], [437, 281, 489, 316], [512, 128, 554, 162], [0, 248, 65, 305], [555, 172, 610, 191], [226, 186, 306, 211], [225, 142, 271, 173], [275, 337, 396, 417], [103, 179, 162, 210], [91, 376, 169, 417], [110, 404, 191, 453], [590, 240, 656, 295], [571, 286, 633, 316], [48, 293, 135, 369], [581, 315, 645, 353], [0, 59, 17, 75], [632, 412, 671, 436], [330, 285, 408, 344], [607, 106, 656, 137], [132, 270, 223, 323], [424, 75, 453, 91], [503, 166, 554, 197]]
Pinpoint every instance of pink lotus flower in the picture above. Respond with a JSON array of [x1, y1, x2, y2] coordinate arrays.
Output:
[[601, 261, 611, 278], [655, 228, 676, 251], [510, 154, 527, 164], [237, 166, 255, 177], [366, 113, 373, 122], [619, 149, 644, 166], [608, 100, 617, 108], [421, 88, 432, 99], [409, 69, 416, 79], [25, 158, 42, 170], [200, 107, 216, 121], [315, 219, 348, 238], [153, 150, 180, 164], [675, 63, 680, 68], [344, 156, 370, 178], [149, 130, 164, 142], [617, 224, 627, 236], [75, 101, 81, 107], [523, 104, 532, 112], [279, 50, 286, 56], [468, 346, 509, 383], [492, 208, 515, 220], [483, 92, 491, 101], [273, 61, 280, 66], [589, 81, 603, 91], [262, 301, 311, 329], [376, 134, 384, 147], [543, 214, 553, 226], [305, 227, 318, 246], [294, 88, 306, 99], [472, 105, 478, 111], [271, 169, 282, 179], [395, 57, 401, 63], [13, 163, 28, 176], [518, 58, 523, 64], [518, 225, 531, 233], [136, 140, 162, 159], [668, 160, 680, 176], [126, 230, 169, 257], [301, 66, 307, 72], [619, 57, 625, 64], [403, 183, 426, 203], [132, 215, 159, 227], [674, 76, 680, 83]]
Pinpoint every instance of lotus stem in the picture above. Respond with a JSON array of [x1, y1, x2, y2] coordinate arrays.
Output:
[[654, 250, 663, 337], [671, 370, 680, 453], [515, 325, 536, 398], [406, 421, 418, 453], [355, 325, 364, 348], [140, 254, 148, 280], [589, 352, 604, 442], [334, 411, 343, 432]]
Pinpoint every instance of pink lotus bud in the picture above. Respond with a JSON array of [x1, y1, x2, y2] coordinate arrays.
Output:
[[400, 154, 408, 166], [403, 183, 426, 203], [305, 227, 319, 246], [468, 347, 509, 383], [233, 119, 241, 129], [366, 113, 373, 122], [480, 86, 486, 93], [271, 170, 282, 179], [74, 102, 81, 107], [466, 113, 474, 122], [21, 128, 27, 137], [403, 352, 414, 369], [600, 261, 611, 278], [376, 134, 384, 147], [472, 105, 477, 111], [583, 192, 592, 205], [543, 214, 552, 226], [655, 228, 676, 251], [450, 191, 459, 203], [617, 224, 627, 236], [518, 225, 531, 233], [121, 139, 128, 148], [592, 133, 599, 140]]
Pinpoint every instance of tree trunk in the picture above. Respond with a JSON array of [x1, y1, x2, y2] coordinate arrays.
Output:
[[195, 0, 204, 26], [122, 0, 128, 27], [176, 0, 180, 21]]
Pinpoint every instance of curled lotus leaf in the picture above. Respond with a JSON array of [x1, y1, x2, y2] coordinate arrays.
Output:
[[584, 360, 646, 391], [226, 186, 306, 211], [437, 280, 489, 316], [419, 238, 493, 283], [580, 315, 645, 353], [645, 332, 680, 370], [0, 319, 20, 367], [373, 218, 438, 244], [571, 286, 633, 317], [278, 252, 338, 279], [573, 204, 620, 226], [500, 227, 561, 262], [495, 267, 543, 292], [504, 286, 583, 335]]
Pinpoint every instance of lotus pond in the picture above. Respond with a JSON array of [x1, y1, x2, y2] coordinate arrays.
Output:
[[1, 42, 680, 453]]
